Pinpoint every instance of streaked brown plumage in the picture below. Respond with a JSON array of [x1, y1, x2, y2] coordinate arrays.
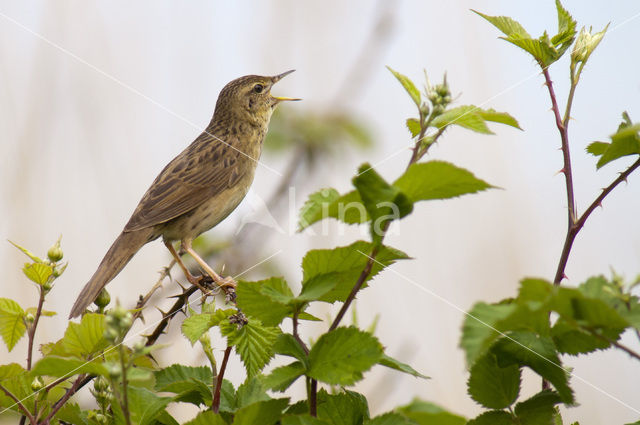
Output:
[[70, 70, 299, 318]]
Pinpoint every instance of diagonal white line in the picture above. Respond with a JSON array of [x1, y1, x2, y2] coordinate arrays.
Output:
[[360, 8, 640, 177], [0, 10, 283, 177], [357, 250, 640, 415], [0, 249, 282, 415]]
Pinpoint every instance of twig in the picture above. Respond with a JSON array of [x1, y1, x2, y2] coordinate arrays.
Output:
[[26, 287, 46, 370], [610, 339, 640, 361], [41, 375, 85, 424], [292, 310, 309, 355], [309, 379, 318, 417], [132, 260, 176, 323], [118, 344, 131, 425], [145, 285, 198, 347], [0, 383, 35, 424], [212, 346, 232, 413]]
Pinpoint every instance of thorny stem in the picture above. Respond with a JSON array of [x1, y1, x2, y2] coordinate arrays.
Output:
[[212, 346, 232, 413], [293, 311, 309, 355], [0, 383, 35, 424]]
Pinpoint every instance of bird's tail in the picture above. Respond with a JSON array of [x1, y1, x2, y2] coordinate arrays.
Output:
[[69, 229, 154, 318]]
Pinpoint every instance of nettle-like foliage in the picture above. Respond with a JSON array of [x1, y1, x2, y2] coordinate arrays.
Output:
[[1, 2, 639, 425]]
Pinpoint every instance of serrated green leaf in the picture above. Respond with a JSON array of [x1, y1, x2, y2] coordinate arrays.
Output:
[[365, 412, 415, 425], [476, 109, 522, 130], [491, 332, 573, 403], [586, 141, 609, 156], [184, 411, 228, 425], [0, 363, 25, 380], [467, 410, 514, 425], [298, 188, 341, 231], [154, 364, 213, 405], [8, 240, 43, 263], [111, 386, 173, 425], [472, 11, 531, 38], [298, 189, 370, 231], [514, 390, 562, 425], [237, 277, 293, 326], [551, 320, 611, 355], [378, 353, 428, 379], [32, 355, 108, 378], [406, 118, 421, 138], [387, 66, 421, 108], [182, 308, 234, 344], [299, 241, 409, 303], [398, 399, 467, 425], [274, 333, 309, 365], [22, 262, 53, 285], [595, 121, 640, 168], [233, 398, 289, 425], [467, 352, 520, 409], [507, 35, 560, 67], [236, 375, 271, 408], [551, 0, 577, 56], [221, 320, 280, 378], [308, 327, 383, 386], [354, 163, 413, 244], [55, 402, 90, 425], [431, 105, 492, 134], [460, 302, 517, 366], [263, 361, 306, 392], [282, 414, 330, 425], [25, 307, 56, 317], [0, 298, 26, 352], [62, 313, 108, 358], [395, 161, 494, 203], [317, 389, 370, 425]]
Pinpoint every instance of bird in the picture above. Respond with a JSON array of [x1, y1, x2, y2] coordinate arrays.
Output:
[[69, 70, 300, 318]]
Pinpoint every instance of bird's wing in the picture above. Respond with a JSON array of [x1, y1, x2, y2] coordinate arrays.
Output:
[[124, 132, 245, 232]]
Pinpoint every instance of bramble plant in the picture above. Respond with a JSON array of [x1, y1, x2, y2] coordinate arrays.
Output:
[[1, 2, 640, 424]]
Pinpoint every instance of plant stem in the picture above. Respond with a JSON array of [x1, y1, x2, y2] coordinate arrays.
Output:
[[293, 311, 309, 355], [309, 379, 318, 417], [0, 384, 35, 424], [118, 344, 131, 425], [26, 287, 46, 370], [42, 375, 85, 424], [212, 346, 232, 413]]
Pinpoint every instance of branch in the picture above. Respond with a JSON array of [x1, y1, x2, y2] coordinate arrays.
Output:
[[42, 375, 85, 424], [610, 339, 640, 362], [26, 287, 46, 370], [212, 346, 232, 413], [292, 310, 309, 355], [0, 383, 36, 424], [145, 285, 198, 347], [132, 259, 176, 323]]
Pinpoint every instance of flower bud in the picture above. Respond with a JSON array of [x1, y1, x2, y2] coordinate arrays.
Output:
[[47, 239, 64, 262], [31, 376, 45, 392], [94, 289, 111, 309], [106, 363, 121, 378], [25, 313, 35, 325]]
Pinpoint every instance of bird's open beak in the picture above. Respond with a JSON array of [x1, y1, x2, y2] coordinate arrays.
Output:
[[270, 70, 301, 103]]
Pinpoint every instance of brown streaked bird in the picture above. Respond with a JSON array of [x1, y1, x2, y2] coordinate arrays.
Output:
[[69, 70, 300, 318]]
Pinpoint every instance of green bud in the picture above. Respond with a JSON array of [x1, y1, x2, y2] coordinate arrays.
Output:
[[419, 102, 430, 117], [94, 376, 109, 392], [25, 313, 35, 324], [106, 363, 121, 379], [104, 327, 120, 343], [571, 25, 607, 65], [31, 376, 45, 392], [47, 237, 64, 262], [94, 289, 111, 309], [42, 280, 53, 291]]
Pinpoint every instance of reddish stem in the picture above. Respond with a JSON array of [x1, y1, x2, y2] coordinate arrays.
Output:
[[212, 346, 232, 413]]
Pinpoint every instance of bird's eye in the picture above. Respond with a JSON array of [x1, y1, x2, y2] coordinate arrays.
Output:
[[253, 84, 264, 94]]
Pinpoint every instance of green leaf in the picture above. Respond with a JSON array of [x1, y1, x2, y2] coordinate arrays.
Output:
[[467, 352, 520, 409], [237, 277, 293, 326], [32, 355, 108, 378], [387, 66, 421, 108], [491, 332, 573, 403], [460, 302, 518, 365], [22, 262, 53, 285], [236, 375, 271, 408], [431, 105, 492, 134], [154, 364, 213, 405], [184, 411, 228, 425], [221, 320, 280, 378], [308, 327, 383, 386], [298, 190, 370, 231], [471, 11, 531, 38], [551, 320, 611, 355], [476, 109, 522, 130], [395, 161, 494, 203], [365, 413, 415, 425], [317, 389, 370, 425], [274, 333, 309, 364], [353, 163, 413, 244], [406, 118, 421, 138], [55, 403, 89, 425], [398, 399, 467, 425], [61, 313, 108, 358], [299, 241, 409, 303], [514, 390, 562, 425], [182, 308, 234, 344], [586, 141, 609, 156], [0, 298, 26, 352], [282, 415, 330, 425], [9, 240, 43, 263], [595, 120, 640, 168], [572, 24, 608, 64], [298, 188, 341, 231], [233, 398, 289, 425], [263, 361, 306, 392], [467, 410, 515, 425], [551, 0, 577, 57], [0, 363, 24, 380], [378, 353, 428, 379], [112, 386, 173, 425]]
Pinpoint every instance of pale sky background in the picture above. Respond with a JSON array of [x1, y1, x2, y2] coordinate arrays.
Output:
[[1, 1, 640, 424]]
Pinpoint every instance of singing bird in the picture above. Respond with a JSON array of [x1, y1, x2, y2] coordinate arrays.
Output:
[[70, 70, 299, 318]]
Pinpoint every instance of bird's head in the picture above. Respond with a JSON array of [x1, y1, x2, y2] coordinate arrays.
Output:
[[215, 70, 300, 127]]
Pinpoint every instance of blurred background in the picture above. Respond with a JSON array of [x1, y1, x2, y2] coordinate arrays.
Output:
[[1, 1, 639, 423]]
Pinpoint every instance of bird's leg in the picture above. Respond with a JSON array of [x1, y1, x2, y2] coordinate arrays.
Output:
[[181, 239, 237, 290], [163, 240, 210, 294]]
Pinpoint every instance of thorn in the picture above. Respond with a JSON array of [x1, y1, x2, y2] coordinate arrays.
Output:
[[168, 293, 183, 299], [562, 273, 569, 281], [554, 168, 566, 176], [155, 307, 167, 315], [597, 201, 603, 209]]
